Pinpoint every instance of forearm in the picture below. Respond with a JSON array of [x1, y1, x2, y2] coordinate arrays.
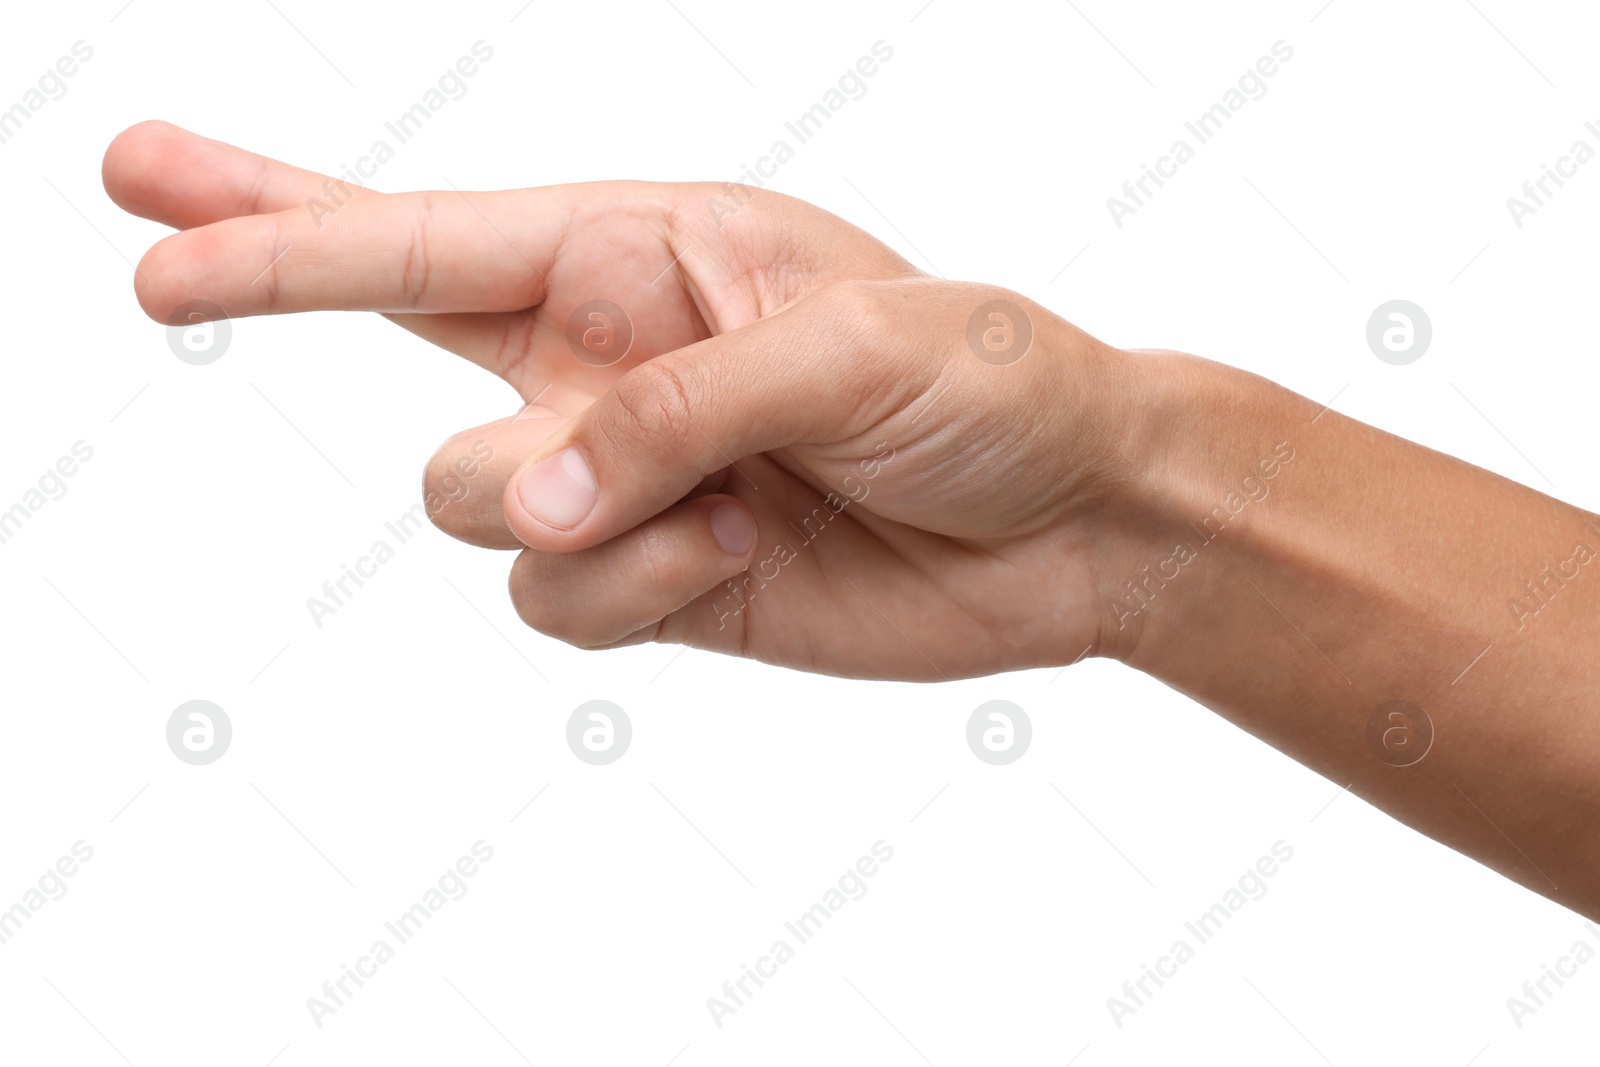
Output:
[[1094, 350, 1600, 917]]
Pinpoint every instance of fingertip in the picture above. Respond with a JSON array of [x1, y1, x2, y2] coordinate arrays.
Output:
[[422, 435, 479, 543], [503, 492, 762, 650], [133, 227, 239, 326], [131, 233, 181, 323], [506, 546, 542, 632], [130, 245, 165, 321], [102, 119, 189, 215], [708, 499, 757, 557]]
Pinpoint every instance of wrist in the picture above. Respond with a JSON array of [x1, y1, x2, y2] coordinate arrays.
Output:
[[1071, 348, 1314, 669]]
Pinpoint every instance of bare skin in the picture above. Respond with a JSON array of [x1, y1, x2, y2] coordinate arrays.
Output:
[[106, 121, 1600, 919]]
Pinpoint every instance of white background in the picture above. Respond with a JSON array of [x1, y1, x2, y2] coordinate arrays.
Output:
[[3, 0, 1598, 1064]]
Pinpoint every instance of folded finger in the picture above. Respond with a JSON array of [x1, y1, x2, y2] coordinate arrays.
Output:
[[426, 396, 586, 549], [507, 494, 759, 648], [426, 385, 734, 549]]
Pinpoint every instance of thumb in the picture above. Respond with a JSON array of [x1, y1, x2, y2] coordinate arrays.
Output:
[[501, 282, 907, 552]]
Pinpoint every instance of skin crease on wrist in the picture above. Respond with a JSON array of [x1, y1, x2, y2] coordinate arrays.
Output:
[[104, 121, 1600, 922]]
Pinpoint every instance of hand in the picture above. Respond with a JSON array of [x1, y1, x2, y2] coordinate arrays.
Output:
[[109, 123, 1600, 919], [106, 121, 1139, 680]]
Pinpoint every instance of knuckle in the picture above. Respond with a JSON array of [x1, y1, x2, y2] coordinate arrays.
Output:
[[399, 196, 435, 308], [609, 359, 700, 455], [489, 315, 536, 387], [255, 213, 286, 311], [818, 278, 897, 348], [633, 522, 684, 592]]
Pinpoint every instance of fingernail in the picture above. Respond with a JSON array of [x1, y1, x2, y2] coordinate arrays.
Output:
[[709, 503, 756, 555], [517, 447, 596, 530]]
